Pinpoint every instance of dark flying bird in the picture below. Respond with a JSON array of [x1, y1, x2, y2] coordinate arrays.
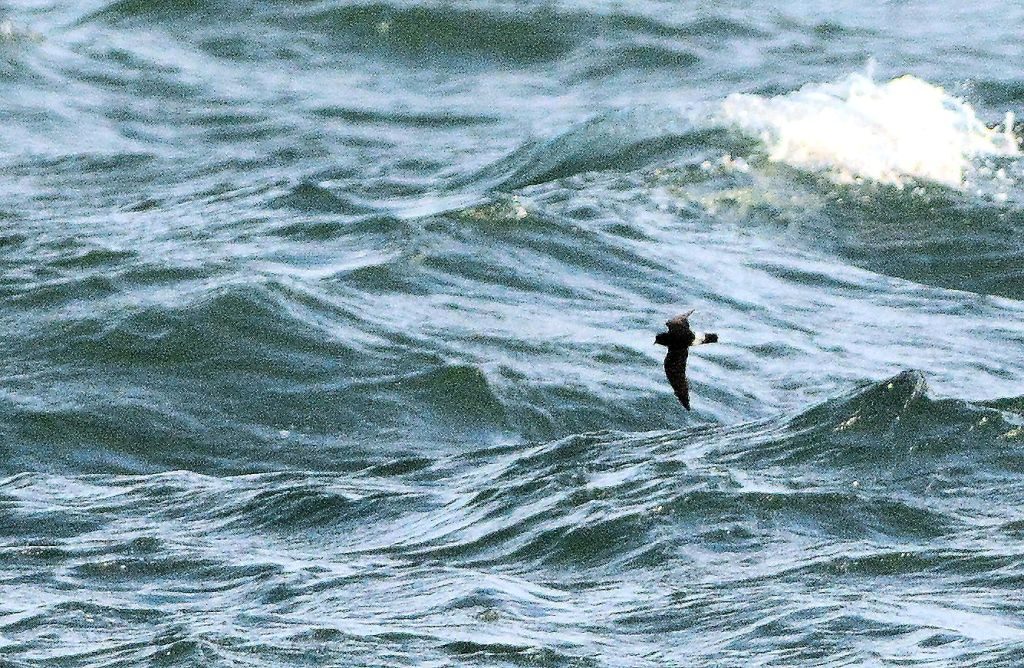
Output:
[[654, 310, 718, 411]]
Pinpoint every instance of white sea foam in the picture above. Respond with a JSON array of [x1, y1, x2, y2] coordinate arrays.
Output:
[[719, 71, 1021, 188], [0, 18, 41, 42]]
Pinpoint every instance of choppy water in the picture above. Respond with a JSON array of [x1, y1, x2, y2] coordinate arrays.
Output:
[[3, 1, 1024, 666]]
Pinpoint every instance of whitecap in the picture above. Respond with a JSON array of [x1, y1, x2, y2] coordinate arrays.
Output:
[[719, 70, 1020, 188]]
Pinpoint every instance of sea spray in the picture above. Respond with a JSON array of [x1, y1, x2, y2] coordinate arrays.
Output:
[[720, 71, 1021, 188]]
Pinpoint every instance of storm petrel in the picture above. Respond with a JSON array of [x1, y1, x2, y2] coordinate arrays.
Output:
[[654, 310, 718, 411]]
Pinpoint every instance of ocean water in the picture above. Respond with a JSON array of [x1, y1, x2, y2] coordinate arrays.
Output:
[[2, 1, 1024, 665]]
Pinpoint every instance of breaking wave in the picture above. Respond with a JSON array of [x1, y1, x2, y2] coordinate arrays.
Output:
[[719, 68, 1021, 189]]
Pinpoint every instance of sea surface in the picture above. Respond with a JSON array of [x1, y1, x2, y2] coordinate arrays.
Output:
[[2, 1, 1024, 666]]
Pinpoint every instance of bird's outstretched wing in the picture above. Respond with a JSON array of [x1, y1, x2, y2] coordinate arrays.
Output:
[[663, 347, 690, 410]]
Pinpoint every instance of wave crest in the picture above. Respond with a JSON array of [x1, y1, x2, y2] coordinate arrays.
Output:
[[720, 71, 1020, 188]]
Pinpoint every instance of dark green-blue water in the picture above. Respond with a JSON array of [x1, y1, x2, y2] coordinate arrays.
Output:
[[3, 1, 1024, 665]]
